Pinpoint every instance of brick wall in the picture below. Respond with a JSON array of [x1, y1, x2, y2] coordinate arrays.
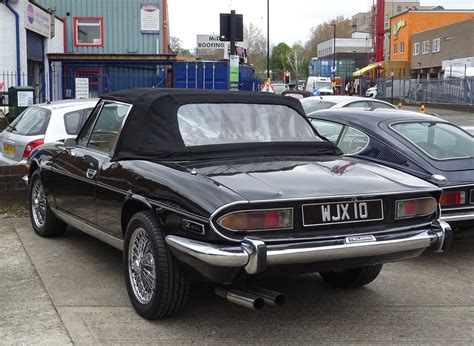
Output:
[[0, 165, 27, 207]]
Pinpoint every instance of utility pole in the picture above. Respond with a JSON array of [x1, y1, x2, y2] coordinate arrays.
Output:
[[266, 0, 270, 79], [230, 10, 236, 56]]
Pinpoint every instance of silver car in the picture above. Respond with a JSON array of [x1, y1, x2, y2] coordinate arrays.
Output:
[[0, 99, 98, 165], [300, 96, 396, 115]]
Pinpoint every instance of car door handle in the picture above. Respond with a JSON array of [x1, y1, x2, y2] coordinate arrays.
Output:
[[86, 168, 97, 179]]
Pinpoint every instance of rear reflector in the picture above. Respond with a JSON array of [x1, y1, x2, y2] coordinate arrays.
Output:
[[440, 191, 466, 206]]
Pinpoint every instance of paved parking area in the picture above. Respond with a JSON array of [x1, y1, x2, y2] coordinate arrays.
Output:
[[1, 217, 473, 344]]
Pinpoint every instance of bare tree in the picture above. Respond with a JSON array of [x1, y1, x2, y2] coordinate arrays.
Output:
[[244, 23, 267, 74], [286, 43, 305, 81]]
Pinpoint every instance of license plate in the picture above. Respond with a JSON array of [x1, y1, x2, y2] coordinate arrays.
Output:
[[302, 199, 384, 226], [3, 143, 16, 156]]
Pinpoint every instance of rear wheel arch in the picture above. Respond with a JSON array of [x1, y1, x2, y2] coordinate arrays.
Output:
[[121, 197, 155, 236], [28, 160, 40, 177]]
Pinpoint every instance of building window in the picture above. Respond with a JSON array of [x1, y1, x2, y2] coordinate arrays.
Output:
[[400, 42, 405, 54], [397, 6, 402, 12], [432, 38, 441, 53], [421, 40, 430, 54], [393, 42, 398, 55], [413, 42, 420, 56], [74, 17, 104, 47]]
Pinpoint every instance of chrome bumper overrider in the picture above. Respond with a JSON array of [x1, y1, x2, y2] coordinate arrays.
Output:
[[165, 220, 452, 276]]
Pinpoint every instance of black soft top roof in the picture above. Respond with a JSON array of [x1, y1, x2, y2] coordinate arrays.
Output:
[[102, 88, 339, 161]]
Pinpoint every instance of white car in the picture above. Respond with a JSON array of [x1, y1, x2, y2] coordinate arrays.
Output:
[[300, 95, 396, 115], [366, 86, 377, 98], [0, 99, 98, 165]]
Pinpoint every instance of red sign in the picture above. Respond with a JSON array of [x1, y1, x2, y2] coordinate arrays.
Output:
[[261, 80, 276, 93], [0, 82, 4, 91]]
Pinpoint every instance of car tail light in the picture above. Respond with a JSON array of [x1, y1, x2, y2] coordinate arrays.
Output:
[[396, 197, 437, 219], [22, 138, 44, 158], [440, 191, 466, 206], [217, 208, 293, 232]]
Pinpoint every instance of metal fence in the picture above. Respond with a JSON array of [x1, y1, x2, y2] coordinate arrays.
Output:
[[376, 77, 474, 105]]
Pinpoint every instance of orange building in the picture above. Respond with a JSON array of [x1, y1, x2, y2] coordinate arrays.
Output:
[[389, 9, 474, 75]]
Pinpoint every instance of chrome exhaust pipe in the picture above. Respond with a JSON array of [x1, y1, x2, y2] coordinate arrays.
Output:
[[245, 286, 286, 307], [215, 287, 265, 310]]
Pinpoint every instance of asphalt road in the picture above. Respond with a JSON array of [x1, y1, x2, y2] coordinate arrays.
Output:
[[1, 217, 473, 344]]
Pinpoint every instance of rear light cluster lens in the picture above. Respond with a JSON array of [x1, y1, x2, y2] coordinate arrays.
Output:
[[396, 197, 437, 219], [22, 139, 44, 158], [440, 191, 466, 206], [217, 208, 293, 232]]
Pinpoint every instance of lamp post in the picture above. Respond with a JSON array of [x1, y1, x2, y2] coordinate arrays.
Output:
[[331, 23, 336, 94], [390, 70, 394, 104], [266, 0, 270, 79]]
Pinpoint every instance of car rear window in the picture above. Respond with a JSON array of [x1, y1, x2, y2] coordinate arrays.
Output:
[[177, 103, 320, 147], [8, 106, 51, 136], [392, 122, 474, 160], [64, 111, 83, 135]]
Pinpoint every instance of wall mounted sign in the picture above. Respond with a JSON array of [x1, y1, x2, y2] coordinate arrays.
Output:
[[393, 20, 406, 40], [141, 2, 160, 34], [24, 3, 51, 38]]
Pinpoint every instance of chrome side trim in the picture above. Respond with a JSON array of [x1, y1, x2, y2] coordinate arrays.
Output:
[[53, 209, 124, 250], [166, 228, 441, 275]]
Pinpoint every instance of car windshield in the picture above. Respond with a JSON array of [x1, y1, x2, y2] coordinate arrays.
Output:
[[392, 121, 474, 160], [177, 103, 320, 146], [7, 106, 51, 136], [315, 82, 332, 89], [300, 99, 336, 114]]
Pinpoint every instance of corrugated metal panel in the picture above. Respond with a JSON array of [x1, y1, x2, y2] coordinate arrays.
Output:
[[36, 0, 163, 54]]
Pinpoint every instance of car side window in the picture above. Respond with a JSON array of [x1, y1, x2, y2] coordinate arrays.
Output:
[[63, 111, 83, 135], [87, 102, 131, 154], [310, 119, 344, 144], [344, 101, 370, 108], [369, 101, 394, 109], [338, 127, 370, 155]]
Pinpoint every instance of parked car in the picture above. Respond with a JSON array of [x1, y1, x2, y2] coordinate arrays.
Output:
[[25, 89, 451, 319], [0, 99, 97, 165], [308, 108, 474, 231], [271, 83, 289, 94], [301, 95, 396, 115], [281, 89, 312, 99]]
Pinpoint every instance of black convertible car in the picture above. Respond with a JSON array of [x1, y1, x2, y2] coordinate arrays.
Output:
[[26, 89, 451, 319], [308, 108, 474, 231]]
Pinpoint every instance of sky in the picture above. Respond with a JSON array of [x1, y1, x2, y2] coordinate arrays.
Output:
[[168, 0, 474, 50]]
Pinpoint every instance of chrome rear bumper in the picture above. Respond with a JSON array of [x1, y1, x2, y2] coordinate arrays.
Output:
[[166, 220, 452, 277]]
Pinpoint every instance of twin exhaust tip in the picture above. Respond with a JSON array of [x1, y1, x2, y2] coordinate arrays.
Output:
[[215, 286, 286, 310]]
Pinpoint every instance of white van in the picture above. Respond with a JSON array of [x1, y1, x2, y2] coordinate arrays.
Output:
[[305, 76, 334, 95]]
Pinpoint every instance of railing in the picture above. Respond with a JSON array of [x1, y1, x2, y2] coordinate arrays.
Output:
[[375, 77, 474, 105]]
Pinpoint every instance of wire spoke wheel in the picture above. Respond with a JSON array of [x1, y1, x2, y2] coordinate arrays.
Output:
[[31, 178, 47, 228], [128, 227, 156, 304]]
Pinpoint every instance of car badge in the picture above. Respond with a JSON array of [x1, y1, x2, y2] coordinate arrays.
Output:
[[345, 235, 376, 244]]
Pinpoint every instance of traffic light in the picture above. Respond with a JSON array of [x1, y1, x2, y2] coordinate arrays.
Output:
[[284, 72, 290, 84]]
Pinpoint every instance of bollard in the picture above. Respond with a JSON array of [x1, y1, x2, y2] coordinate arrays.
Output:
[[419, 104, 425, 113]]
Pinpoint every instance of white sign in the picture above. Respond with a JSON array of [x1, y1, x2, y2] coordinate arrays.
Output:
[[17, 91, 34, 107], [141, 3, 160, 33], [75, 78, 89, 99], [24, 3, 51, 38], [197, 35, 226, 49]]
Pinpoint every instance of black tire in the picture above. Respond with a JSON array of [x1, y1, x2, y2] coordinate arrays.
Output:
[[124, 211, 189, 319], [319, 264, 383, 288], [29, 171, 67, 237]]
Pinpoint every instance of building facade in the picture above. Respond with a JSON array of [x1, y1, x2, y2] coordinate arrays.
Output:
[[315, 32, 373, 78], [0, 0, 64, 102], [410, 18, 474, 78], [389, 9, 474, 77]]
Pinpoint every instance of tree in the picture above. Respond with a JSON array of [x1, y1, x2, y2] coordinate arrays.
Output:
[[169, 36, 183, 53], [243, 23, 267, 75], [286, 43, 305, 81]]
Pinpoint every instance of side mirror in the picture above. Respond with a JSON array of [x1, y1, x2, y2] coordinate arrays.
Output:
[[64, 137, 76, 149]]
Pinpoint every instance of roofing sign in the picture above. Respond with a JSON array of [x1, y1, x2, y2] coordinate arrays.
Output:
[[393, 20, 406, 40], [24, 3, 51, 37], [197, 35, 226, 50]]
